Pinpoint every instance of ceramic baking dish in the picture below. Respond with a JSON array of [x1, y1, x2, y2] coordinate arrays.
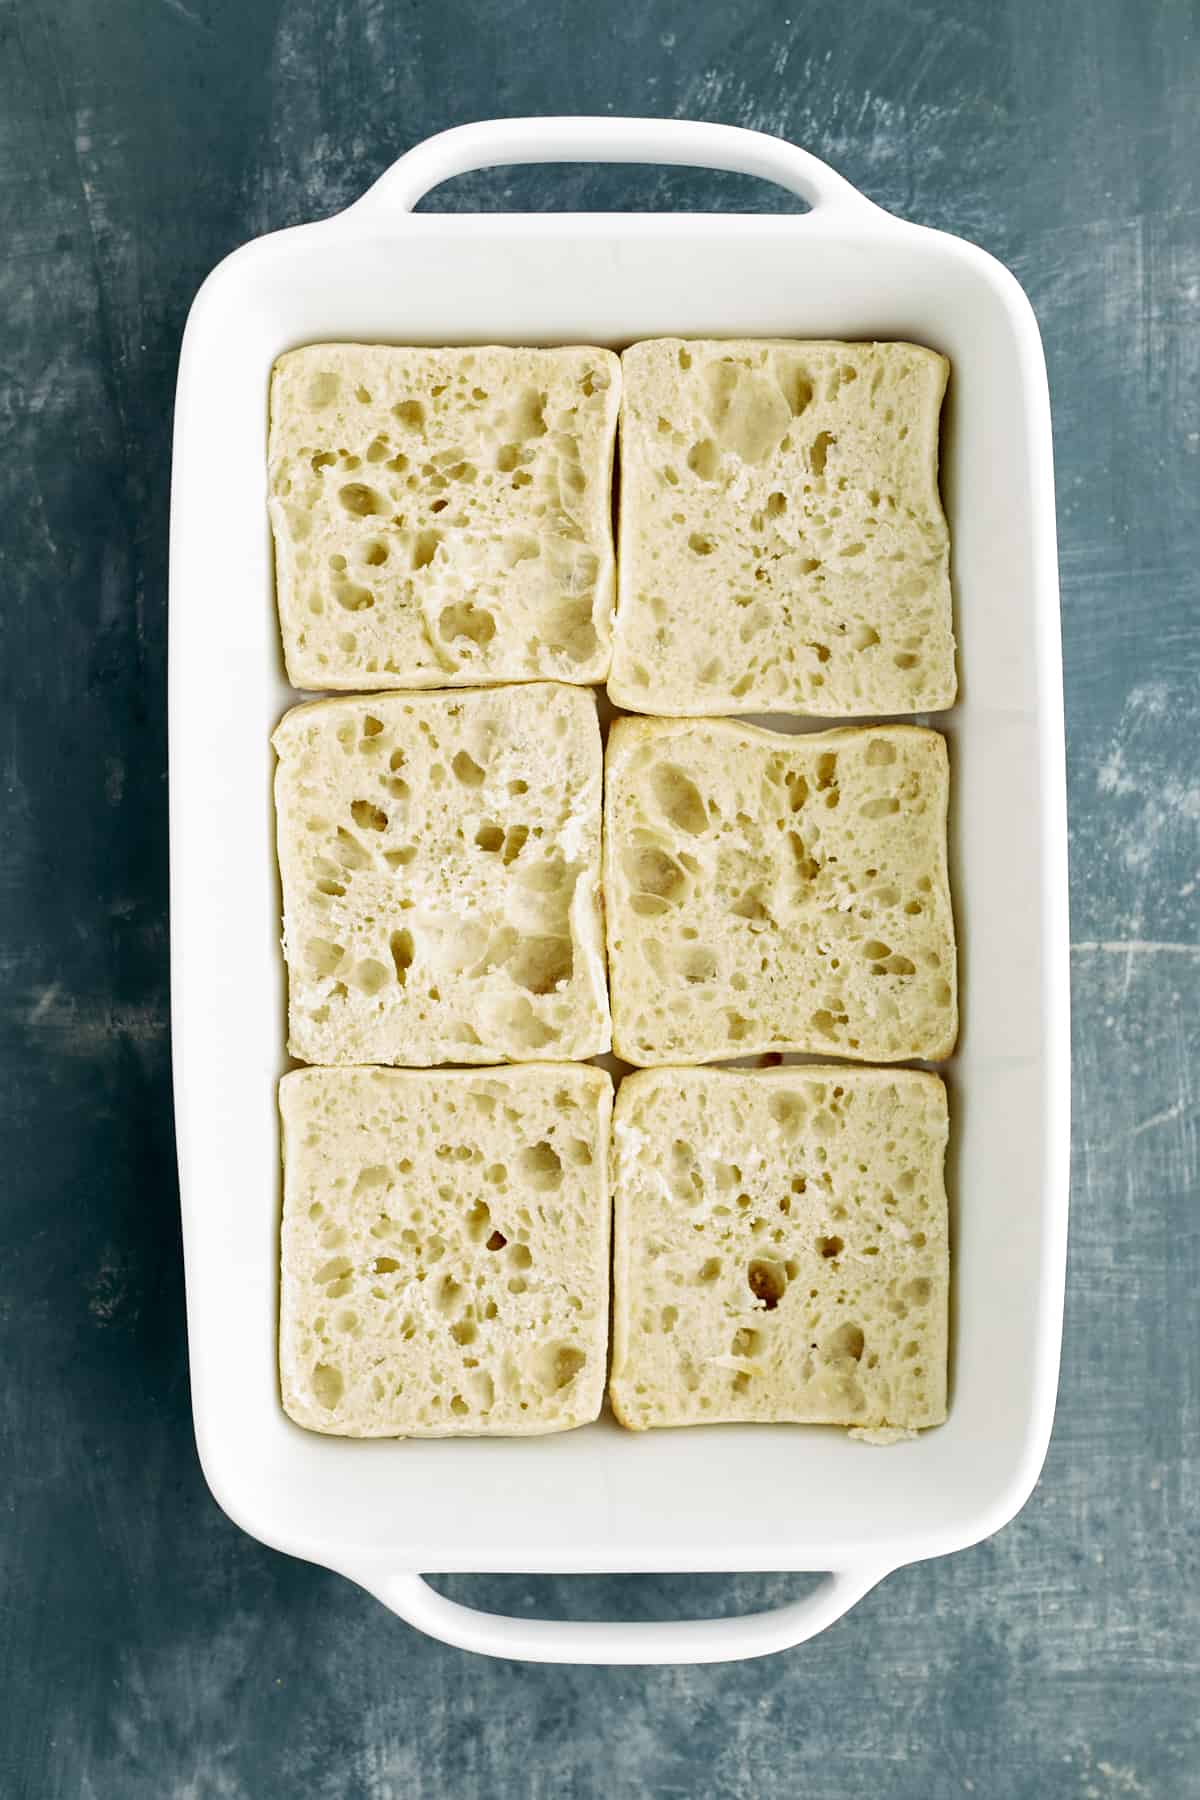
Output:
[[169, 117, 1068, 1664]]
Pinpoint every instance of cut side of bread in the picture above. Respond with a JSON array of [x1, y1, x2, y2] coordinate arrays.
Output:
[[604, 718, 956, 1065], [280, 1065, 612, 1436], [609, 1066, 949, 1432], [609, 339, 955, 717], [274, 683, 610, 1065], [269, 344, 620, 690]]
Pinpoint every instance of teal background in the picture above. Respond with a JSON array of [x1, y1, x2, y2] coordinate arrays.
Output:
[[1, 1, 1196, 1793]]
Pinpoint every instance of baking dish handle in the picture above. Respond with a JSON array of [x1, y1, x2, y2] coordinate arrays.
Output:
[[347, 117, 885, 220], [353, 1565, 891, 1665]]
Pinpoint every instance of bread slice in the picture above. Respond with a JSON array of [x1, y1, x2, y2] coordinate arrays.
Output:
[[609, 1066, 949, 1432], [609, 339, 955, 716], [274, 683, 610, 1064], [604, 718, 956, 1065], [269, 344, 620, 690], [280, 1065, 612, 1436]]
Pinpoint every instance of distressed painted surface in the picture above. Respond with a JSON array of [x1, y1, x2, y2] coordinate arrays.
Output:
[[0, 0, 1197, 1794]]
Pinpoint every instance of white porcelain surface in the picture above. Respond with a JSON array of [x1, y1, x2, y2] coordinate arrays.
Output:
[[169, 117, 1068, 1664]]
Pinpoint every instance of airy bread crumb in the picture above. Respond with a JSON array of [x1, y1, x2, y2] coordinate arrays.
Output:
[[604, 717, 957, 1065], [280, 1065, 613, 1436], [274, 683, 610, 1065], [609, 1066, 949, 1432], [610, 338, 955, 717], [270, 344, 620, 690]]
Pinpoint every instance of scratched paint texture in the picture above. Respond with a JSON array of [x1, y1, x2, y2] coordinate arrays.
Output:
[[0, 0, 1197, 1794]]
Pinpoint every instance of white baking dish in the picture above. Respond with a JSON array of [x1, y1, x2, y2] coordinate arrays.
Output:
[[169, 118, 1068, 1664]]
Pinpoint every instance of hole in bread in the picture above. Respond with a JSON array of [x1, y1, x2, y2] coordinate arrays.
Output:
[[450, 1318, 477, 1347], [679, 946, 717, 984], [826, 1322, 865, 1362], [440, 602, 496, 647], [350, 958, 389, 996], [686, 437, 720, 481], [702, 362, 791, 462], [485, 1230, 507, 1252], [338, 482, 386, 518], [511, 388, 548, 440], [333, 828, 372, 871], [361, 540, 389, 567], [466, 1200, 493, 1242], [495, 997, 559, 1051], [388, 929, 413, 986], [501, 825, 529, 865], [730, 890, 771, 922], [307, 371, 339, 406], [626, 846, 686, 902], [861, 796, 901, 819], [650, 765, 708, 835], [809, 431, 835, 475], [451, 750, 486, 787], [698, 1258, 722, 1283], [520, 1141, 562, 1189], [785, 772, 809, 811], [747, 1259, 788, 1310], [334, 580, 374, 612], [543, 597, 600, 664], [688, 533, 715, 556], [314, 877, 345, 898], [768, 1093, 806, 1139], [350, 800, 388, 832], [507, 935, 572, 995], [315, 1257, 351, 1285], [412, 528, 441, 571], [311, 1364, 343, 1409], [782, 370, 813, 417], [474, 822, 504, 853], [731, 1327, 762, 1358], [393, 400, 425, 429], [817, 1235, 844, 1259], [540, 1345, 584, 1391], [384, 846, 416, 870], [306, 938, 344, 978]]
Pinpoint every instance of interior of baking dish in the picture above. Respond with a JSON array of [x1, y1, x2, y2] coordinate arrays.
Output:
[[171, 193, 1065, 1577]]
